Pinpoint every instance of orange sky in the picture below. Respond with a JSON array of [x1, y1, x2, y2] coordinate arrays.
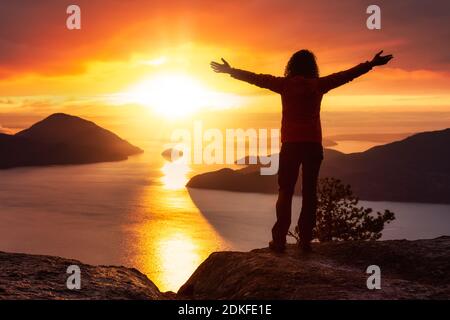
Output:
[[0, 0, 449, 138]]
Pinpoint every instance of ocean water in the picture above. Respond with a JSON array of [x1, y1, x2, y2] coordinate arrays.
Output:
[[0, 140, 449, 292]]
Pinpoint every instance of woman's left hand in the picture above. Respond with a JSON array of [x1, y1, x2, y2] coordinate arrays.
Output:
[[370, 50, 394, 67]]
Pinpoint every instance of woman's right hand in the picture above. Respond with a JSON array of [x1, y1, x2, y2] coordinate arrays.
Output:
[[211, 58, 232, 73]]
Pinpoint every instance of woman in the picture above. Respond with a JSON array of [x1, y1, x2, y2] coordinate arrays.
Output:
[[211, 50, 393, 253]]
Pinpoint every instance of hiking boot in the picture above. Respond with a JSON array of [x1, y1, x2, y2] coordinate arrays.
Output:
[[269, 240, 285, 253]]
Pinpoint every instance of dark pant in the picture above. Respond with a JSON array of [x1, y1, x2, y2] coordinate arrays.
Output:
[[272, 142, 323, 245]]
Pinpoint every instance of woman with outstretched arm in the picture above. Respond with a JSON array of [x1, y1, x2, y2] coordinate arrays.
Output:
[[211, 50, 393, 253]]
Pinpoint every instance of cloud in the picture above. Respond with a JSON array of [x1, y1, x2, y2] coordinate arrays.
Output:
[[0, 98, 14, 104], [0, 0, 449, 79], [0, 124, 14, 134]]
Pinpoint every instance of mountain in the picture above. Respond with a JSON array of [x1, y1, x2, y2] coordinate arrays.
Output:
[[0, 113, 143, 169], [187, 128, 450, 203]]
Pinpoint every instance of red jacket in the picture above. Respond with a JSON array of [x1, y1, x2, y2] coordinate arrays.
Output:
[[229, 62, 373, 143]]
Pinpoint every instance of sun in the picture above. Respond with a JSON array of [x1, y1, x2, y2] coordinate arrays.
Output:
[[117, 72, 242, 117], [126, 73, 205, 117], [121, 73, 214, 117]]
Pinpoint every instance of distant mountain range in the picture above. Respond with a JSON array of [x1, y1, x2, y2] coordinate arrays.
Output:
[[0, 113, 143, 169], [187, 128, 450, 203]]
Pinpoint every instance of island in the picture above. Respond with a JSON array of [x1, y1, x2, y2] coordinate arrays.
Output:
[[187, 128, 450, 203], [0, 113, 143, 169]]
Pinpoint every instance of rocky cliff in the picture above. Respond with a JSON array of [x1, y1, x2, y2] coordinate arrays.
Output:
[[1, 237, 449, 300], [0, 251, 172, 300], [179, 236, 450, 299]]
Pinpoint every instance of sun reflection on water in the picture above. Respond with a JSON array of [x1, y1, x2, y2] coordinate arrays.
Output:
[[160, 160, 191, 190], [155, 231, 203, 291], [125, 159, 230, 292]]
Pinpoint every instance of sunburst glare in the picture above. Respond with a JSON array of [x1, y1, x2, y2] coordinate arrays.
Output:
[[116, 73, 241, 117]]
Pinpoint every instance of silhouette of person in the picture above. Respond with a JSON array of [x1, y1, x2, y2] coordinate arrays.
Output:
[[211, 50, 393, 253]]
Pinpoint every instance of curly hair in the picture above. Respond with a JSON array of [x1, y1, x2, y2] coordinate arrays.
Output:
[[284, 49, 319, 78]]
